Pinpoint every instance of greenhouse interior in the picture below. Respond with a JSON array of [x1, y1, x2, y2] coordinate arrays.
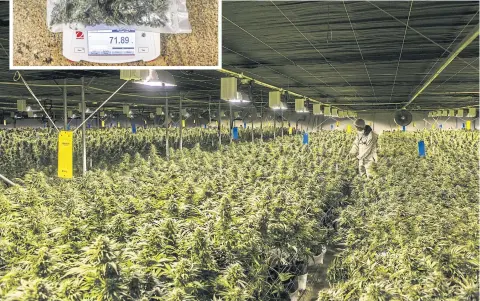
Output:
[[0, 1, 479, 301]]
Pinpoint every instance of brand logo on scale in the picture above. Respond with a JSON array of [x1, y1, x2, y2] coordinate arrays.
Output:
[[75, 31, 85, 39]]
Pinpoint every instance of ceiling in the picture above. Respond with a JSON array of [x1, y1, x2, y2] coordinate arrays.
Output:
[[0, 1, 478, 117], [222, 0, 479, 111]]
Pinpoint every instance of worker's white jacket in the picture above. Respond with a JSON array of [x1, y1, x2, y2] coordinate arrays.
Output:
[[349, 131, 378, 162]]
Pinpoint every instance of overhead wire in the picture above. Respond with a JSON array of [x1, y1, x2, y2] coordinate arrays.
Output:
[[411, 10, 479, 94], [223, 46, 299, 87], [430, 57, 480, 91], [368, 1, 479, 71], [389, 0, 413, 102], [223, 15, 340, 94], [343, 1, 378, 103], [271, 1, 362, 99]]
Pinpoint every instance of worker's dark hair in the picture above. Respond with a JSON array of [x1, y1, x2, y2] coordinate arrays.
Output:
[[364, 125, 372, 135]]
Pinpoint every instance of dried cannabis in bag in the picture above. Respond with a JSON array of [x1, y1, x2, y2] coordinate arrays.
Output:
[[50, 0, 171, 28]]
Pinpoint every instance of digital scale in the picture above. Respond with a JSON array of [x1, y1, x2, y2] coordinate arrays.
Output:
[[63, 25, 161, 63]]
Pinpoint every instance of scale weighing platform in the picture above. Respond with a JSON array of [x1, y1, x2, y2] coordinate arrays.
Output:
[[63, 26, 161, 63]]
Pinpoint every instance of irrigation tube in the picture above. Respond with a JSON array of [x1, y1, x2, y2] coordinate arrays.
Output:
[[0, 173, 17, 186]]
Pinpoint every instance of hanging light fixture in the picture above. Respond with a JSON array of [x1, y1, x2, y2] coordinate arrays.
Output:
[[269, 91, 288, 110], [229, 91, 251, 103], [221, 77, 252, 103], [295, 99, 309, 113], [134, 70, 177, 87]]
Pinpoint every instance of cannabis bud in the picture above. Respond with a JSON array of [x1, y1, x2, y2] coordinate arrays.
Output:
[[50, 0, 171, 28]]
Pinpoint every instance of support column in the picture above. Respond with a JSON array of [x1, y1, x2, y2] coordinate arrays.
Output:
[[165, 94, 169, 160], [218, 98, 222, 147], [281, 109, 284, 138], [229, 102, 233, 143], [260, 91, 264, 141], [208, 95, 212, 125], [179, 94, 183, 151], [251, 114, 254, 142], [81, 77, 87, 175], [273, 111, 276, 139], [63, 78, 67, 129]]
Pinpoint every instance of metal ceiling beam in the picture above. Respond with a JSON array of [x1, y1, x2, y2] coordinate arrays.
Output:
[[404, 24, 479, 109]]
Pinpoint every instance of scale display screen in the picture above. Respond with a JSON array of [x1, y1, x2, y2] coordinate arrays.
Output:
[[87, 30, 135, 56]]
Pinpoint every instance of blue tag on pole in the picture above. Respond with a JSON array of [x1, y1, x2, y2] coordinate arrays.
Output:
[[402, 126, 406, 132], [303, 133, 309, 145], [232, 127, 239, 140], [204, 124, 207, 129], [330, 124, 334, 129], [462, 123, 465, 129], [132, 123, 137, 134], [66, 124, 70, 130], [439, 124, 442, 129], [243, 121, 247, 128], [418, 140, 426, 157]]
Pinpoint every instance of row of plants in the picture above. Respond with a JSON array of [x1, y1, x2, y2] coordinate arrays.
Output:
[[0, 127, 292, 179], [318, 130, 479, 301], [0, 131, 356, 300]]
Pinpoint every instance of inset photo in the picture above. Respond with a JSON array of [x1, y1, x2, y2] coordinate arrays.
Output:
[[11, 0, 220, 68]]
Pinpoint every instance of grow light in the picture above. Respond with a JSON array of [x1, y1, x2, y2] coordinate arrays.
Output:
[[324, 106, 332, 117], [295, 99, 308, 113], [269, 91, 282, 109], [228, 92, 250, 103], [63, 26, 161, 63], [17, 100, 27, 112], [272, 102, 288, 110], [134, 70, 176, 87]]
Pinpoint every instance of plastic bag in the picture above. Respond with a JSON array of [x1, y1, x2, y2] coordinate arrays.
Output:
[[47, 0, 191, 33]]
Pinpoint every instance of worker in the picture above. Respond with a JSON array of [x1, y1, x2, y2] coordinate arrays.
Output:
[[348, 119, 378, 178]]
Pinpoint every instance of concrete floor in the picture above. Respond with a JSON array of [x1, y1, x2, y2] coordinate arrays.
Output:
[[12, 0, 218, 67]]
